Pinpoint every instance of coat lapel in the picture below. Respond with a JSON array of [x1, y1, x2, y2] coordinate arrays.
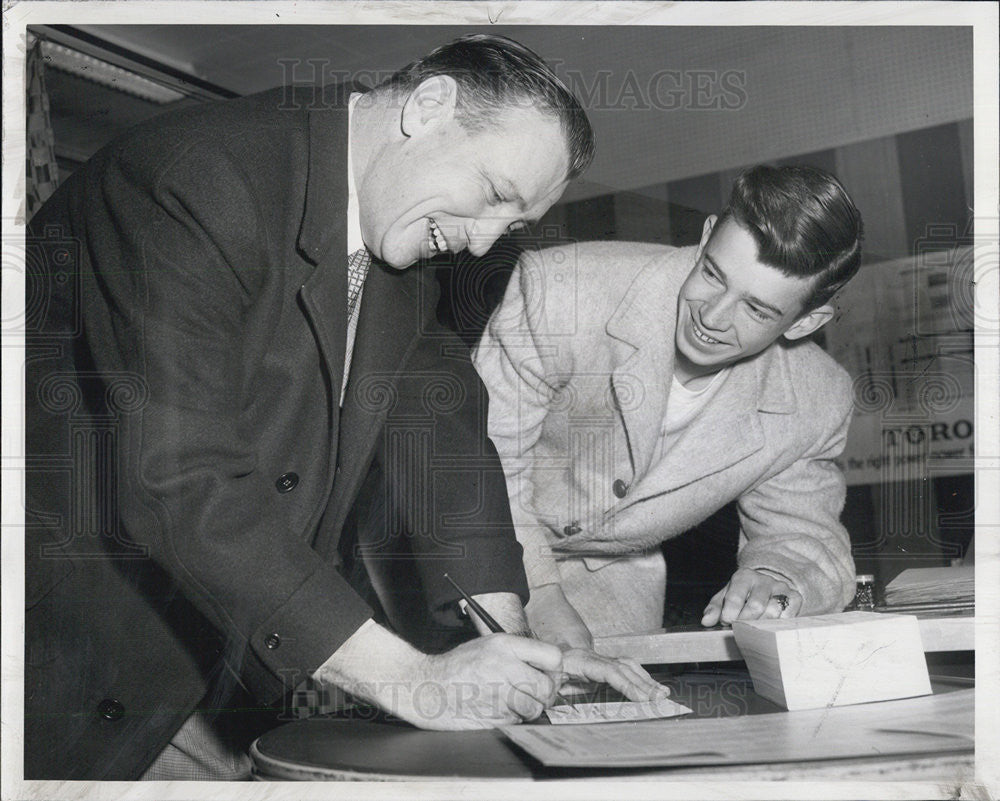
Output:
[[320, 261, 425, 551], [297, 253, 348, 551], [294, 87, 351, 548], [631, 364, 764, 498], [295, 81, 422, 559], [620, 341, 799, 505], [298, 253, 348, 428], [296, 81, 372, 413], [605, 261, 674, 482]]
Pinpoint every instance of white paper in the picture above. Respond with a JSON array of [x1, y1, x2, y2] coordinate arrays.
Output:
[[505, 689, 973, 768], [884, 566, 975, 605], [545, 697, 693, 725]]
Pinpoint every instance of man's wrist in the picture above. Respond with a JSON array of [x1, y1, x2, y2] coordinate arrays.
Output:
[[313, 619, 424, 690], [464, 591, 529, 636]]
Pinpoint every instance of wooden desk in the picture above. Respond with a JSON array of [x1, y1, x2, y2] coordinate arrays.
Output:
[[250, 672, 973, 782]]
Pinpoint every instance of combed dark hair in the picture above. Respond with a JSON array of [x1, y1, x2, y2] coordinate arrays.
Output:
[[720, 165, 864, 310], [378, 33, 595, 180]]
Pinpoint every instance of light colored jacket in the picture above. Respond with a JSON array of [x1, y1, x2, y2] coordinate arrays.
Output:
[[473, 241, 857, 615]]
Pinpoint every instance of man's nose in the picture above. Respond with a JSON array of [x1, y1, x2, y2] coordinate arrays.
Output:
[[700, 292, 732, 330], [467, 216, 514, 257]]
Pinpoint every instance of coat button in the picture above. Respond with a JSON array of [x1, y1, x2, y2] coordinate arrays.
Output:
[[264, 633, 281, 650], [97, 698, 125, 721], [275, 472, 299, 493], [562, 524, 582, 537], [612, 479, 629, 498]]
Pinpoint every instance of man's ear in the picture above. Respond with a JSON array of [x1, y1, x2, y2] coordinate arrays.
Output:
[[400, 75, 459, 137], [783, 304, 835, 341], [695, 214, 718, 258]]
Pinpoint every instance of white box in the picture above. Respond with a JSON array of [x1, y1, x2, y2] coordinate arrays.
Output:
[[732, 611, 932, 711]]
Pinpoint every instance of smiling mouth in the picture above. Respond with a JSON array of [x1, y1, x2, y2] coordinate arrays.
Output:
[[691, 317, 723, 345], [428, 218, 449, 254]]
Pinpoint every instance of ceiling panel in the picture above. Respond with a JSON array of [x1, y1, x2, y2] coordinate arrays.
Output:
[[61, 25, 974, 199]]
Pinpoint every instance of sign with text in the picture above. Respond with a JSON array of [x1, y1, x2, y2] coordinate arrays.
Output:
[[822, 247, 974, 487]]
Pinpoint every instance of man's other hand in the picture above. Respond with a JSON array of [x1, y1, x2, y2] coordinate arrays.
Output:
[[560, 649, 671, 702], [700, 567, 802, 627], [524, 582, 594, 650]]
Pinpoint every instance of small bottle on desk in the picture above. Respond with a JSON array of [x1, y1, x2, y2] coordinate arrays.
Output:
[[850, 574, 877, 611]]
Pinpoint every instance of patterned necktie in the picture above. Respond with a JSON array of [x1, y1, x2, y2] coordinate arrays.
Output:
[[342, 247, 372, 404]]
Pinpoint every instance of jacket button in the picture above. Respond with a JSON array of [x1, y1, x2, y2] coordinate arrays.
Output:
[[562, 524, 582, 537], [612, 479, 629, 498], [275, 472, 299, 493], [264, 633, 281, 650], [97, 698, 125, 721]]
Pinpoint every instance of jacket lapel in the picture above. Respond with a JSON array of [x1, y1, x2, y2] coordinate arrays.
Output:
[[319, 261, 425, 551], [621, 341, 799, 505], [296, 82, 416, 558], [296, 81, 369, 413], [294, 86, 352, 548], [633, 363, 764, 497], [297, 255, 348, 552], [298, 254, 348, 426], [605, 262, 674, 483]]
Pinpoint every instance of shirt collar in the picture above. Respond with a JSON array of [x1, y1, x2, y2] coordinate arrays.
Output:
[[346, 92, 363, 255]]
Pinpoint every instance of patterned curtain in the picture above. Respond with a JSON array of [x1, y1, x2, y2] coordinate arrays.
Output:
[[26, 38, 60, 220]]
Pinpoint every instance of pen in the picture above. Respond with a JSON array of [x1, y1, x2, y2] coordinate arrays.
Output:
[[443, 573, 576, 711], [443, 572, 505, 634]]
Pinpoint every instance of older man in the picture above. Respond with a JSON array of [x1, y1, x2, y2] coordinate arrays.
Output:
[[24, 34, 663, 781]]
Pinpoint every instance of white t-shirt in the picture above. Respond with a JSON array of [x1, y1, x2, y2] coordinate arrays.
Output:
[[655, 368, 730, 462]]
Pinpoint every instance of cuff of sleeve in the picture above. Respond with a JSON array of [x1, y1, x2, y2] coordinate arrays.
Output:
[[244, 563, 374, 705], [750, 566, 796, 585], [739, 552, 804, 591], [738, 551, 843, 615]]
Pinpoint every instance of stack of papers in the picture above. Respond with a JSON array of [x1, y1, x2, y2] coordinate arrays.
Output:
[[502, 690, 973, 768], [731, 612, 931, 710], [884, 566, 974, 606]]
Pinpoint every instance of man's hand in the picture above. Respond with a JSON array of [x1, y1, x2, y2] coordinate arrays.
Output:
[[524, 582, 594, 650], [468, 589, 667, 704], [522, 585, 667, 702], [315, 619, 563, 729], [701, 568, 802, 627], [409, 633, 563, 727], [560, 649, 670, 702]]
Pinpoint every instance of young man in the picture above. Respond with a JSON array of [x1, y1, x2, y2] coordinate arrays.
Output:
[[474, 165, 863, 649], [24, 34, 663, 781]]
